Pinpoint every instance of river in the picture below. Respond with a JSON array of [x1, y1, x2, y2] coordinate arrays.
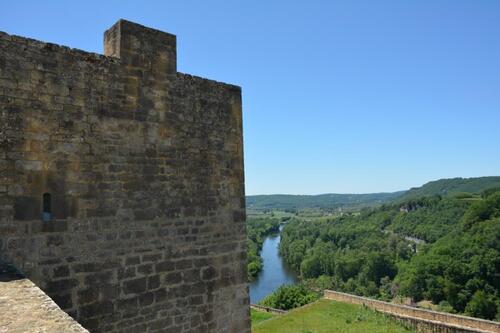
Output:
[[249, 225, 298, 303]]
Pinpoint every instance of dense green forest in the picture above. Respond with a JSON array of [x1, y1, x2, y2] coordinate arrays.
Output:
[[400, 177, 500, 200], [246, 192, 403, 211], [259, 283, 320, 310], [389, 195, 471, 242], [247, 217, 280, 280], [246, 177, 500, 212], [277, 189, 500, 320]]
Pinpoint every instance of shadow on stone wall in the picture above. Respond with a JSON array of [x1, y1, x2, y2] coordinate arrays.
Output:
[[0, 262, 25, 282]]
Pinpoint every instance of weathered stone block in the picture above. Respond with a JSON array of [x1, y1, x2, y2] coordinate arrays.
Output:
[[147, 275, 160, 290], [142, 253, 162, 262], [153, 288, 168, 303], [116, 296, 138, 313], [123, 277, 147, 295], [137, 263, 153, 275], [164, 272, 182, 285], [53, 265, 70, 278], [138, 291, 155, 307], [47, 235, 64, 246], [78, 288, 99, 305], [73, 263, 101, 273], [51, 293, 73, 310], [155, 261, 175, 273], [14, 160, 43, 171], [125, 256, 140, 265], [45, 278, 78, 293], [118, 267, 136, 279], [80, 300, 114, 318], [84, 271, 114, 286]]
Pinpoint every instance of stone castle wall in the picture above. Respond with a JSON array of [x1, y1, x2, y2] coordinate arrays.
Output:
[[0, 20, 249, 333]]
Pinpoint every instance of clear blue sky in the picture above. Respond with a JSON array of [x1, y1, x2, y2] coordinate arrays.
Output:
[[1, 1, 499, 195]]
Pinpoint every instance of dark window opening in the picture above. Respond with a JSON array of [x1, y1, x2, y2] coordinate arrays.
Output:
[[42, 193, 52, 222]]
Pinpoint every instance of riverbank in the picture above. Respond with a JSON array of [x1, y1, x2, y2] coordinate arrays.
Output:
[[249, 224, 298, 303], [247, 217, 281, 280]]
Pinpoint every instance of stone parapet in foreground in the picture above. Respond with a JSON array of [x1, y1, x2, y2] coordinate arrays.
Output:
[[0, 271, 88, 333]]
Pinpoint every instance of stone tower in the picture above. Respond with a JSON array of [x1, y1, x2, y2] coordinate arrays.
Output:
[[0, 20, 249, 332]]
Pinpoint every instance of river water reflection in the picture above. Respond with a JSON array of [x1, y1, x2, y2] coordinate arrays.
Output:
[[249, 226, 298, 303]]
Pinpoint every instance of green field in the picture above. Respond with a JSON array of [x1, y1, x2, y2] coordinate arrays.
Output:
[[251, 309, 276, 326], [252, 299, 413, 333]]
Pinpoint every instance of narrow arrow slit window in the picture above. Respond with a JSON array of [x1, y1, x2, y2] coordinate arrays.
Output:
[[42, 193, 52, 222]]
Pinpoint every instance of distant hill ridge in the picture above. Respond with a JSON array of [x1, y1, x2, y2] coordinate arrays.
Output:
[[246, 176, 500, 210], [400, 176, 500, 200], [246, 192, 403, 210]]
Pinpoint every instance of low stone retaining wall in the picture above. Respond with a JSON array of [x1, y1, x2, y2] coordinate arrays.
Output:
[[250, 304, 287, 315], [324, 290, 500, 333], [390, 313, 493, 333]]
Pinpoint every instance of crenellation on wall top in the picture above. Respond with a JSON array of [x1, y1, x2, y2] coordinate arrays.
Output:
[[176, 72, 242, 94], [0, 31, 119, 66], [0, 21, 244, 90], [104, 19, 177, 75], [1, 19, 179, 75]]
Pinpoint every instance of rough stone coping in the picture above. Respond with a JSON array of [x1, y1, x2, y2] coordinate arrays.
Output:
[[0, 277, 88, 333]]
